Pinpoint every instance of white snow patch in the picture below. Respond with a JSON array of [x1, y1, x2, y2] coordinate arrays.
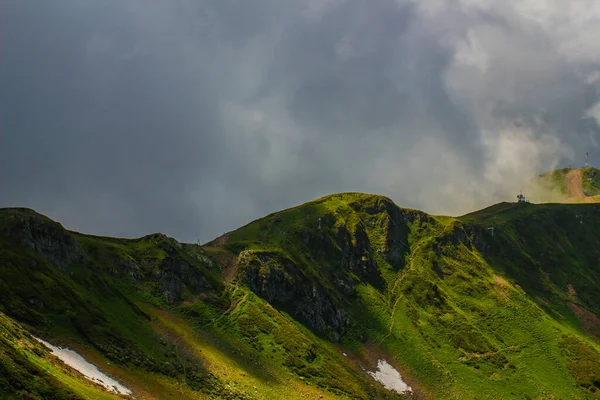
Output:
[[367, 359, 412, 394], [34, 337, 132, 396]]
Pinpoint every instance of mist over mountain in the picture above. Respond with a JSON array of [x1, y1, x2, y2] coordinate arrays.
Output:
[[3, 1, 600, 242]]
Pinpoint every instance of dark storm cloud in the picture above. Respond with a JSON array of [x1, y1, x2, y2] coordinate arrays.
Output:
[[2, 0, 600, 242]]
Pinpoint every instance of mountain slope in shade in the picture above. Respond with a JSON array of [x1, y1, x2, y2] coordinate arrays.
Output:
[[1, 194, 600, 399]]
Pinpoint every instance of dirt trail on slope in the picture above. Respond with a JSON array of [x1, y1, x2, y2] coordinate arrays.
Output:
[[565, 169, 585, 199], [564, 169, 599, 203]]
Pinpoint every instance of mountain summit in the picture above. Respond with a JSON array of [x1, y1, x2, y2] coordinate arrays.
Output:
[[1, 194, 600, 399]]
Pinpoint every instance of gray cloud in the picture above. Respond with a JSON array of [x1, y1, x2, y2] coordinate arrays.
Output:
[[2, 0, 600, 242]]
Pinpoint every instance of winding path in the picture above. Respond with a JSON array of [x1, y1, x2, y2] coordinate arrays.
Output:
[[379, 241, 426, 345]]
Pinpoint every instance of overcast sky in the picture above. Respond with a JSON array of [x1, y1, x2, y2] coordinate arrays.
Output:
[[2, 1, 600, 242]]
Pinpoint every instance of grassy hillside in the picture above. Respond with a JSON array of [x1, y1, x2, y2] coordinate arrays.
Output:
[[222, 193, 600, 398], [0, 309, 122, 400], [583, 168, 600, 197], [536, 166, 600, 202], [1, 195, 600, 398], [0, 207, 399, 399]]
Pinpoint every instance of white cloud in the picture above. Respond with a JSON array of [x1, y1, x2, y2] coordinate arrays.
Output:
[[303, 0, 345, 19]]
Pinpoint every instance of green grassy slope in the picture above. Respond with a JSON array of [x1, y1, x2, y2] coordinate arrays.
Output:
[[536, 166, 600, 201], [1, 194, 600, 399], [0, 309, 122, 400], [0, 207, 399, 399], [224, 193, 600, 399], [583, 168, 600, 196]]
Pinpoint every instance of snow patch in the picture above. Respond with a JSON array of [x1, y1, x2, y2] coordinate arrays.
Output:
[[367, 359, 412, 394], [34, 337, 132, 396]]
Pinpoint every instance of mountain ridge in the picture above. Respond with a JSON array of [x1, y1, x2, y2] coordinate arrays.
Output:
[[1, 193, 600, 398]]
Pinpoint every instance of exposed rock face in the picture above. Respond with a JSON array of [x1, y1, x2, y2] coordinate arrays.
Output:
[[103, 241, 214, 303], [350, 197, 436, 270], [296, 219, 386, 291], [336, 222, 385, 289], [464, 225, 493, 256], [238, 251, 349, 341], [142, 233, 183, 254], [438, 223, 471, 250], [1, 210, 215, 304], [362, 198, 412, 268], [152, 257, 210, 303], [0, 209, 83, 268], [234, 197, 443, 341], [108, 258, 142, 279]]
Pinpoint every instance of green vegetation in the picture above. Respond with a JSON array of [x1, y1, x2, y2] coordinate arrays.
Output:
[[537, 167, 571, 195], [0, 309, 120, 399], [559, 335, 600, 394], [582, 166, 600, 196], [225, 193, 600, 398], [0, 206, 397, 399], [536, 166, 600, 201], [1, 192, 600, 399]]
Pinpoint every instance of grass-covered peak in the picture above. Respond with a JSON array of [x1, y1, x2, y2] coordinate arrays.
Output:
[[220, 191, 431, 254], [536, 166, 600, 203]]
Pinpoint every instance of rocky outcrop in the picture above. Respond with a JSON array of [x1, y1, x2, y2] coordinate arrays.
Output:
[[237, 251, 349, 341], [142, 233, 183, 254], [349, 196, 436, 270], [295, 218, 385, 290], [141, 235, 217, 302], [108, 257, 142, 279], [437, 223, 472, 250], [0, 209, 216, 304], [152, 256, 211, 303], [336, 222, 385, 289], [233, 196, 445, 341], [0, 209, 83, 268]]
